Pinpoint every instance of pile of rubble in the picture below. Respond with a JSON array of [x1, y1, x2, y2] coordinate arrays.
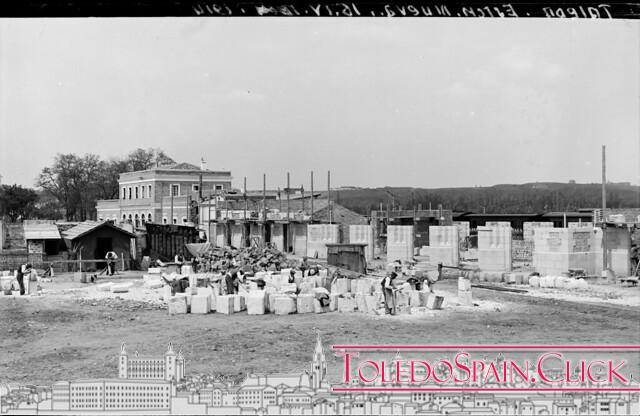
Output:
[[197, 245, 294, 273], [75, 297, 167, 311]]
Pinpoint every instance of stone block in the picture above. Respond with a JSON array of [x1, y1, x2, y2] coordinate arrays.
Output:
[[334, 278, 350, 294], [144, 278, 164, 289], [191, 294, 212, 314], [409, 291, 420, 307], [458, 277, 471, 291], [97, 282, 114, 292], [147, 267, 162, 274], [297, 294, 315, 314], [111, 283, 132, 293], [247, 291, 267, 315], [175, 293, 192, 308], [168, 296, 188, 315], [299, 282, 315, 294], [418, 292, 430, 307], [458, 290, 473, 306], [355, 293, 367, 312], [275, 296, 297, 315], [217, 295, 234, 315], [396, 305, 412, 315], [396, 291, 410, 307], [280, 283, 297, 294], [337, 297, 356, 313], [268, 293, 279, 313], [364, 295, 378, 313], [233, 294, 246, 312], [329, 293, 339, 311], [426, 295, 444, 310], [529, 275, 540, 287], [313, 299, 328, 314]]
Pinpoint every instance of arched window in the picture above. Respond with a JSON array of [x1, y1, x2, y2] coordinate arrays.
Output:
[[135, 187, 139, 199], [122, 214, 127, 222], [128, 214, 132, 223], [147, 213, 152, 223]]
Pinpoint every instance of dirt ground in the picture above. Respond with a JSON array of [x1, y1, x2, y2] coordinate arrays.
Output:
[[1, 273, 639, 386]]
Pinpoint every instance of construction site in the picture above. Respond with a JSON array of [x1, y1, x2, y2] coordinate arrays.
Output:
[[1, 162, 639, 387]]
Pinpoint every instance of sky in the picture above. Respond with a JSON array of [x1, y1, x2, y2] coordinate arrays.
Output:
[[0, 18, 638, 191]]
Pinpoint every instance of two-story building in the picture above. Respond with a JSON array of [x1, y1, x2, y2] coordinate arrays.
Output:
[[96, 162, 232, 227]]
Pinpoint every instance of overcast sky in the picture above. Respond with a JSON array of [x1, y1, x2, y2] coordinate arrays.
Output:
[[0, 18, 638, 190]]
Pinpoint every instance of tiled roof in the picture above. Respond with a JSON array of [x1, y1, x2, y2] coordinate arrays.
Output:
[[62, 221, 136, 240]]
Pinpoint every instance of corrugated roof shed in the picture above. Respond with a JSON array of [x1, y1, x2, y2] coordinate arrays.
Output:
[[23, 223, 62, 240]]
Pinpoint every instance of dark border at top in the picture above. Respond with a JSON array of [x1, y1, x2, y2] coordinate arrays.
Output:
[[0, 1, 639, 18]]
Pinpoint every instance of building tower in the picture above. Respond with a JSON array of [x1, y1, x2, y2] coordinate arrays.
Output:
[[176, 350, 185, 382], [118, 343, 128, 379], [164, 343, 177, 381], [310, 331, 327, 389]]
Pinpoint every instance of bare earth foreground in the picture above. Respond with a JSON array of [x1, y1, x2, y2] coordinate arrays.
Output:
[[1, 274, 639, 386]]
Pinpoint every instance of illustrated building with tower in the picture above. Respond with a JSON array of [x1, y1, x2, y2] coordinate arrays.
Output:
[[118, 342, 185, 382]]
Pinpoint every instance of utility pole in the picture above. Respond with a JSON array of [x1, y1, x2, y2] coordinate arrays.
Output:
[[286, 172, 290, 221], [602, 145, 608, 272], [328, 170, 332, 224], [208, 192, 213, 243], [170, 185, 174, 225], [263, 174, 267, 222], [310, 171, 314, 223]]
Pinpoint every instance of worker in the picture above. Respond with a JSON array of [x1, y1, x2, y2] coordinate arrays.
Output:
[[299, 256, 309, 275], [175, 252, 185, 274], [225, 267, 241, 295], [105, 251, 118, 276], [381, 271, 398, 315], [256, 279, 266, 290], [631, 244, 639, 276], [15, 263, 32, 296]]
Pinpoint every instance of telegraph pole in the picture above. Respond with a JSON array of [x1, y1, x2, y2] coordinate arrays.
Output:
[[602, 145, 608, 272]]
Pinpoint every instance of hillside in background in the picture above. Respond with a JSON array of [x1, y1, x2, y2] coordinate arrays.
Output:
[[323, 182, 640, 216]]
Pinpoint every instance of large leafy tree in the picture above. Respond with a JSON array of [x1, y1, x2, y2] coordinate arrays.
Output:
[[37, 149, 175, 221], [0, 184, 38, 221], [125, 148, 175, 171]]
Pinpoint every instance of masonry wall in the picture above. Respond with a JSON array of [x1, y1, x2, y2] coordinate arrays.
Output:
[[533, 228, 600, 276], [307, 224, 340, 259], [426, 226, 459, 267], [386, 226, 414, 262], [349, 225, 375, 261], [478, 226, 512, 271], [291, 223, 308, 256]]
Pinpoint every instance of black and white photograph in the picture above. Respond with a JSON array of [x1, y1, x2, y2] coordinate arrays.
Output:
[[0, 3, 639, 415]]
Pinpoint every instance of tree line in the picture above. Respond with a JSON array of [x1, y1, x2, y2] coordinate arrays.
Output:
[[0, 148, 174, 222], [332, 183, 640, 216]]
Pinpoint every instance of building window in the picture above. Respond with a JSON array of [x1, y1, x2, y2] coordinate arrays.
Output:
[[128, 187, 132, 199], [173, 218, 177, 225], [122, 188, 126, 200], [182, 217, 188, 224], [147, 213, 152, 223], [148, 185, 152, 199], [192, 184, 199, 192], [171, 184, 180, 197], [135, 186, 139, 199], [215, 184, 223, 191]]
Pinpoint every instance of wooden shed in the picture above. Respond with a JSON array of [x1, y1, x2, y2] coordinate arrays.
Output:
[[61, 221, 136, 271]]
